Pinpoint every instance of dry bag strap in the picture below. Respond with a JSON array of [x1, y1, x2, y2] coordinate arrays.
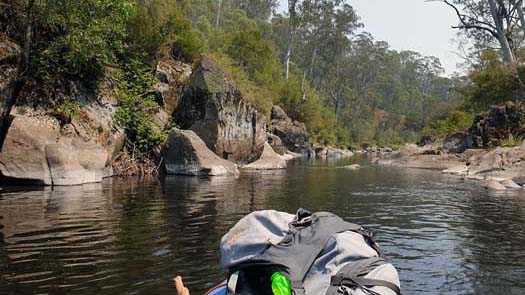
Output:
[[326, 257, 401, 295]]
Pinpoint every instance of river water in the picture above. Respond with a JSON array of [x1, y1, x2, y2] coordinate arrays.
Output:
[[1, 158, 525, 295]]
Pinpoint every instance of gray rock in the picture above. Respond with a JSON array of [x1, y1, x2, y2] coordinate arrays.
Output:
[[442, 165, 469, 176], [501, 179, 522, 189], [173, 57, 266, 164], [344, 164, 361, 170], [271, 105, 292, 123], [483, 181, 507, 191], [0, 112, 115, 186], [46, 137, 111, 186], [267, 133, 287, 155], [154, 59, 192, 114], [161, 129, 239, 176], [443, 132, 468, 153], [269, 115, 312, 155], [467, 101, 525, 149], [0, 115, 60, 185], [242, 143, 287, 170]]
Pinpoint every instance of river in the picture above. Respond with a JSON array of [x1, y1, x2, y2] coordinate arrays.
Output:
[[1, 158, 524, 295]]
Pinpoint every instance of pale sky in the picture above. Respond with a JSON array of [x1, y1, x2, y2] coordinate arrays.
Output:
[[278, 0, 463, 76]]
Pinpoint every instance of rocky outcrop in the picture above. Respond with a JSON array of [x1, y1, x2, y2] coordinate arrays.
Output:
[[161, 129, 238, 176], [154, 59, 192, 115], [315, 146, 354, 159], [467, 101, 525, 149], [0, 84, 123, 185], [0, 111, 118, 185], [0, 39, 20, 140], [444, 132, 468, 153], [172, 57, 266, 164], [269, 105, 312, 155], [242, 143, 287, 170], [267, 133, 286, 155]]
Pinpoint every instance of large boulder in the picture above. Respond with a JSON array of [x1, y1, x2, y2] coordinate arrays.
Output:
[[0, 113, 114, 186], [0, 84, 123, 185], [0, 115, 59, 185], [0, 39, 21, 138], [172, 57, 266, 164], [161, 129, 239, 176], [242, 142, 287, 170], [467, 101, 525, 149], [269, 105, 312, 155], [443, 132, 468, 153], [267, 133, 286, 155]]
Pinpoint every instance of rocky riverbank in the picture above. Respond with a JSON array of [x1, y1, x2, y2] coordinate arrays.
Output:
[[375, 101, 525, 191], [0, 39, 353, 186]]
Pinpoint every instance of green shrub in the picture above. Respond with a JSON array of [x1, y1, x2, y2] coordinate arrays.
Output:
[[423, 109, 475, 139]]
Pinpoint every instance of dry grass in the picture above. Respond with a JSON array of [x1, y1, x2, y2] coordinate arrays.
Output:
[[112, 152, 162, 177]]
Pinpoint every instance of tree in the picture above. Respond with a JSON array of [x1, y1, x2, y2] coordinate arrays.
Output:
[[432, 0, 520, 63]]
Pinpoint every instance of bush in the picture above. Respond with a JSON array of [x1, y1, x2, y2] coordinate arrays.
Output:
[[423, 109, 475, 139], [114, 59, 164, 155]]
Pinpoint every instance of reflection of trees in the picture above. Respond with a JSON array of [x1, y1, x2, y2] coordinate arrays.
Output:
[[455, 192, 525, 295]]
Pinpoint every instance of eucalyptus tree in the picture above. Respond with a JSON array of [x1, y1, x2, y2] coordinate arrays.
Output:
[[231, 0, 278, 20], [432, 0, 524, 63]]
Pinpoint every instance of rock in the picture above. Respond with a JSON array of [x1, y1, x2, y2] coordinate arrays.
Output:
[[271, 105, 292, 123], [501, 179, 522, 189], [483, 181, 507, 191], [0, 114, 113, 186], [172, 57, 266, 164], [280, 151, 303, 161], [0, 115, 60, 185], [269, 105, 312, 155], [419, 135, 434, 147], [444, 132, 468, 153], [154, 59, 192, 114], [267, 133, 287, 155], [468, 149, 504, 175], [0, 39, 20, 138], [467, 101, 525, 149], [269, 106, 312, 155], [325, 147, 353, 158], [161, 129, 238, 176], [344, 164, 361, 170], [46, 137, 111, 186], [0, 82, 123, 186], [512, 176, 525, 186], [442, 165, 469, 176], [242, 143, 287, 170]]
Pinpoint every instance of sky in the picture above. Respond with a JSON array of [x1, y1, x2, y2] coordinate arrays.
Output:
[[278, 0, 463, 76]]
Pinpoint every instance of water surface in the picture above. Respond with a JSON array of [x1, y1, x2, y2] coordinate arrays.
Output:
[[1, 158, 525, 295]]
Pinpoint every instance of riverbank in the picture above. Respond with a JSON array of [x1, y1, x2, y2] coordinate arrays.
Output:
[[0, 39, 353, 186], [375, 143, 525, 191]]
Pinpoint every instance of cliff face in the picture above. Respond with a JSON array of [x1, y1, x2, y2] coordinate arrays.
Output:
[[0, 82, 124, 186], [172, 57, 267, 164]]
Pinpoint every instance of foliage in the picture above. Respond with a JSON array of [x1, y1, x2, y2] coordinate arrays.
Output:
[[465, 50, 519, 111], [114, 58, 164, 155], [52, 101, 81, 125], [30, 0, 130, 84], [423, 109, 475, 139], [500, 134, 524, 147]]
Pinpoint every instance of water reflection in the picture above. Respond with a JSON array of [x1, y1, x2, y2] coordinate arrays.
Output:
[[1, 159, 525, 295]]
